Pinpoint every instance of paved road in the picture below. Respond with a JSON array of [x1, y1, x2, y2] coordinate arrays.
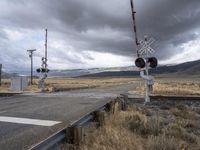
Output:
[[0, 83, 136, 150]]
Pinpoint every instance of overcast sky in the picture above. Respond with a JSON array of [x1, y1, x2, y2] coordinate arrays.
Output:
[[1, 0, 200, 71]]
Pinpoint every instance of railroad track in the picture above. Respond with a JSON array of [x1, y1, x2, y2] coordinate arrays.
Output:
[[128, 94, 200, 101], [0, 92, 22, 97]]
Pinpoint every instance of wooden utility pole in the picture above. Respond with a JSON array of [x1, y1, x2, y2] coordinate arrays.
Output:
[[27, 49, 36, 85]]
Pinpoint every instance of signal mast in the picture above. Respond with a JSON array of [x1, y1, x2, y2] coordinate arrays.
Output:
[[36, 29, 50, 91], [130, 0, 158, 104]]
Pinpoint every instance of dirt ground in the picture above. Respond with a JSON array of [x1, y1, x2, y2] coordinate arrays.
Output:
[[131, 76, 200, 96]]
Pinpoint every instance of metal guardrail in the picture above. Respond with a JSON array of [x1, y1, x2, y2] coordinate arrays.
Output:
[[30, 129, 66, 150], [27, 93, 200, 150], [28, 100, 116, 150]]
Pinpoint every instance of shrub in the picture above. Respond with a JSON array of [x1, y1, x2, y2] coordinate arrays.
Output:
[[164, 123, 199, 144], [172, 107, 196, 120], [128, 112, 161, 136], [146, 134, 178, 150], [127, 112, 148, 135], [146, 116, 161, 136], [193, 107, 200, 114], [176, 119, 197, 129], [160, 104, 171, 110], [81, 116, 144, 150], [176, 103, 188, 111]]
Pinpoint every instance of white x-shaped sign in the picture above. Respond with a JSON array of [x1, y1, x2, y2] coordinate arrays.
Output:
[[138, 38, 155, 57]]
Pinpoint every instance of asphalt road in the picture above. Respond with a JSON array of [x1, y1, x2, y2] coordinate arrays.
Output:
[[0, 83, 136, 150]]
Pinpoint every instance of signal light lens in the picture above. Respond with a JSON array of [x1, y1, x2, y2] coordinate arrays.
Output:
[[36, 68, 41, 73], [41, 68, 46, 73], [148, 57, 158, 68], [36, 68, 50, 73], [135, 57, 145, 68]]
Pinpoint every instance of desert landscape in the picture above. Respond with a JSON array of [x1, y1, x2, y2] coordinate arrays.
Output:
[[38, 76, 198, 150], [0, 0, 200, 149], [1, 70, 200, 150]]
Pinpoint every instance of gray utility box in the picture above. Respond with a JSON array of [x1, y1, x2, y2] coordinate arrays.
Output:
[[11, 76, 28, 91]]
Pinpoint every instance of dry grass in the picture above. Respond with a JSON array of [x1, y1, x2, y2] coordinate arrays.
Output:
[[46, 77, 138, 92], [146, 134, 178, 150], [153, 82, 200, 96], [0, 79, 11, 92], [0, 79, 40, 93], [164, 123, 200, 145], [74, 102, 200, 150], [81, 111, 144, 150], [0, 77, 138, 93], [134, 78, 200, 96]]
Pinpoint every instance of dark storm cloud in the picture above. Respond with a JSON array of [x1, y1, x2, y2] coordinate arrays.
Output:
[[43, 0, 200, 59], [0, 0, 200, 70]]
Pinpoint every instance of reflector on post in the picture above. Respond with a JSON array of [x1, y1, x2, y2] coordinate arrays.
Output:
[[148, 57, 158, 68], [135, 57, 145, 68]]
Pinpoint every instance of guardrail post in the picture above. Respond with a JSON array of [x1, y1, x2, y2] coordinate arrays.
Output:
[[109, 100, 120, 115], [95, 111, 106, 127], [74, 126, 84, 145], [66, 126, 84, 145], [120, 94, 128, 111]]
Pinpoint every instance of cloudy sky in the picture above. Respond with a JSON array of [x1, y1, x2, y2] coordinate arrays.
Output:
[[1, 0, 200, 71]]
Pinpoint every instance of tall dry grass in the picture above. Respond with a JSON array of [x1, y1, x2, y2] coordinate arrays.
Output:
[[153, 82, 200, 96], [0, 79, 11, 92], [134, 79, 200, 96], [77, 104, 200, 150], [81, 111, 144, 150]]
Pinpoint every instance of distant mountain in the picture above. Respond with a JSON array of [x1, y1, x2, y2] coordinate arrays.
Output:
[[1, 71, 18, 79], [2, 66, 137, 78], [79, 71, 140, 78], [150, 60, 200, 75], [48, 66, 137, 77], [80, 60, 200, 78], [2, 60, 200, 78]]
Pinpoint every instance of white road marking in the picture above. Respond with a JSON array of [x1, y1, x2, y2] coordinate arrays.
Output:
[[0, 116, 61, 126]]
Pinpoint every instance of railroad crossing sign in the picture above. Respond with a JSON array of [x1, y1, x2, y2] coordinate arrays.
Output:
[[138, 36, 155, 58], [37, 29, 49, 92], [130, 0, 158, 104], [133, 36, 158, 104]]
